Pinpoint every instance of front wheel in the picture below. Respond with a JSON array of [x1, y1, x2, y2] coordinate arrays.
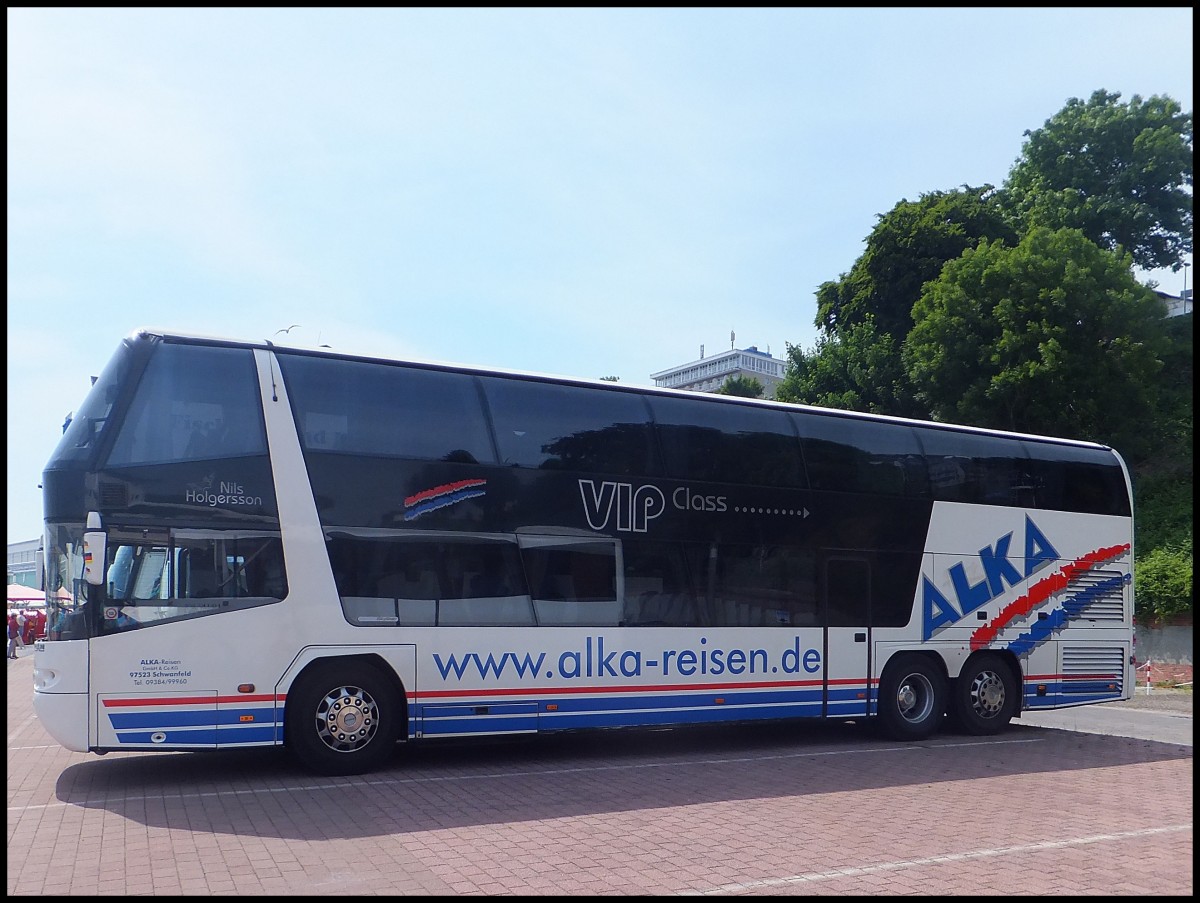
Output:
[[285, 660, 401, 775], [877, 654, 946, 741], [950, 653, 1018, 735]]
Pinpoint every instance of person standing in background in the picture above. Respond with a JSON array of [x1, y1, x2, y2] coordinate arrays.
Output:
[[7, 613, 19, 659]]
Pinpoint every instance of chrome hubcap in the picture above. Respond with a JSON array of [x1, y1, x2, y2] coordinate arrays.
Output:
[[896, 673, 935, 724], [314, 685, 379, 753], [969, 670, 1006, 718]]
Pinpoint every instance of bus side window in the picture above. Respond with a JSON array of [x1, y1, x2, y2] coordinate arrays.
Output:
[[825, 556, 870, 627], [439, 540, 535, 626], [520, 539, 621, 627], [185, 549, 220, 598], [623, 543, 696, 627], [244, 539, 287, 599], [376, 565, 438, 600]]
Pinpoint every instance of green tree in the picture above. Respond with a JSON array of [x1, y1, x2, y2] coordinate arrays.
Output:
[[776, 317, 926, 417], [816, 185, 1019, 340], [716, 374, 764, 398], [1140, 312, 1193, 477], [1136, 470, 1194, 559], [902, 227, 1169, 459], [1131, 312, 1192, 624], [599, 375, 620, 382], [1135, 538, 1193, 624], [1003, 90, 1193, 272], [786, 88, 1192, 621]]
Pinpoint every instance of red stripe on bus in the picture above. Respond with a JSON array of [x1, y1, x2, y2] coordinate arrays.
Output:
[[102, 694, 283, 707], [414, 677, 834, 700]]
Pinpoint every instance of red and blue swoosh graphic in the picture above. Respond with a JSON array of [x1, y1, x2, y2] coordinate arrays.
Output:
[[970, 542, 1131, 654], [404, 479, 487, 521]]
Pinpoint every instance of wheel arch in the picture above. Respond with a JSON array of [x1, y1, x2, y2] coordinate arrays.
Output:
[[278, 649, 411, 737], [876, 647, 950, 687], [954, 648, 1022, 693], [876, 647, 1023, 700]]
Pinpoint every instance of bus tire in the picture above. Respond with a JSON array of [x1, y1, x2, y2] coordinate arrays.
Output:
[[877, 654, 945, 741], [285, 660, 400, 776], [950, 653, 1018, 735]]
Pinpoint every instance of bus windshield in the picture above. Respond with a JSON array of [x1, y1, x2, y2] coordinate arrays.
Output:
[[44, 524, 89, 641]]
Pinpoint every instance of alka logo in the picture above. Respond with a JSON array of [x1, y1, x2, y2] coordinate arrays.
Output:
[[921, 514, 1060, 641], [578, 480, 727, 533]]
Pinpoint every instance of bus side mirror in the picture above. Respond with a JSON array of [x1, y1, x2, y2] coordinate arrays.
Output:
[[83, 531, 107, 586]]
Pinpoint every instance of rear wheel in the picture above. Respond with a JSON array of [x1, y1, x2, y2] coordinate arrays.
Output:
[[877, 654, 946, 741], [950, 653, 1018, 735], [285, 660, 401, 775]]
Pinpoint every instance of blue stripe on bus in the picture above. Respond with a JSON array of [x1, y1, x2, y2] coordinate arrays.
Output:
[[114, 728, 220, 745], [1060, 680, 1125, 695], [107, 707, 280, 729], [422, 682, 844, 710], [536, 701, 822, 732], [415, 683, 868, 737], [1024, 693, 1123, 710], [420, 716, 538, 736], [212, 726, 280, 743], [416, 685, 864, 713], [420, 702, 540, 718], [1022, 678, 1124, 709], [109, 685, 880, 744], [112, 725, 281, 746], [1022, 677, 1123, 690], [109, 711, 218, 729], [418, 702, 830, 738], [522, 686, 827, 714]]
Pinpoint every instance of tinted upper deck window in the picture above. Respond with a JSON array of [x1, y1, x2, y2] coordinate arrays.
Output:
[[481, 378, 658, 475], [280, 355, 495, 464], [107, 344, 265, 467], [795, 412, 929, 497], [649, 396, 805, 487], [1022, 441, 1130, 516], [912, 426, 1031, 506]]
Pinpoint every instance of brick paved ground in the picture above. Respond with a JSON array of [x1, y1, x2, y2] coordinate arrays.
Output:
[[7, 649, 1193, 896]]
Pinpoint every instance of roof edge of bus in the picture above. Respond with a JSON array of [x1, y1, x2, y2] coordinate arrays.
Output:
[[128, 326, 657, 391], [124, 326, 1118, 454]]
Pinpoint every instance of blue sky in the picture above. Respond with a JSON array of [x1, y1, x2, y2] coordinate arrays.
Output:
[[7, 7, 1194, 542]]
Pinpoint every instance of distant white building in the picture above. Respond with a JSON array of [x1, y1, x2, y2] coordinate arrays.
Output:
[[7, 538, 39, 588], [651, 343, 786, 398], [1156, 288, 1193, 318]]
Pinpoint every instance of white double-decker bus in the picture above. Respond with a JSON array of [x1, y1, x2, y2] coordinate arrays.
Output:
[[34, 329, 1135, 775]]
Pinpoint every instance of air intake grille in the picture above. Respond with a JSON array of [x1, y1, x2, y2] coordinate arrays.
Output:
[[1062, 645, 1125, 677], [1065, 569, 1126, 621], [98, 480, 129, 508]]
